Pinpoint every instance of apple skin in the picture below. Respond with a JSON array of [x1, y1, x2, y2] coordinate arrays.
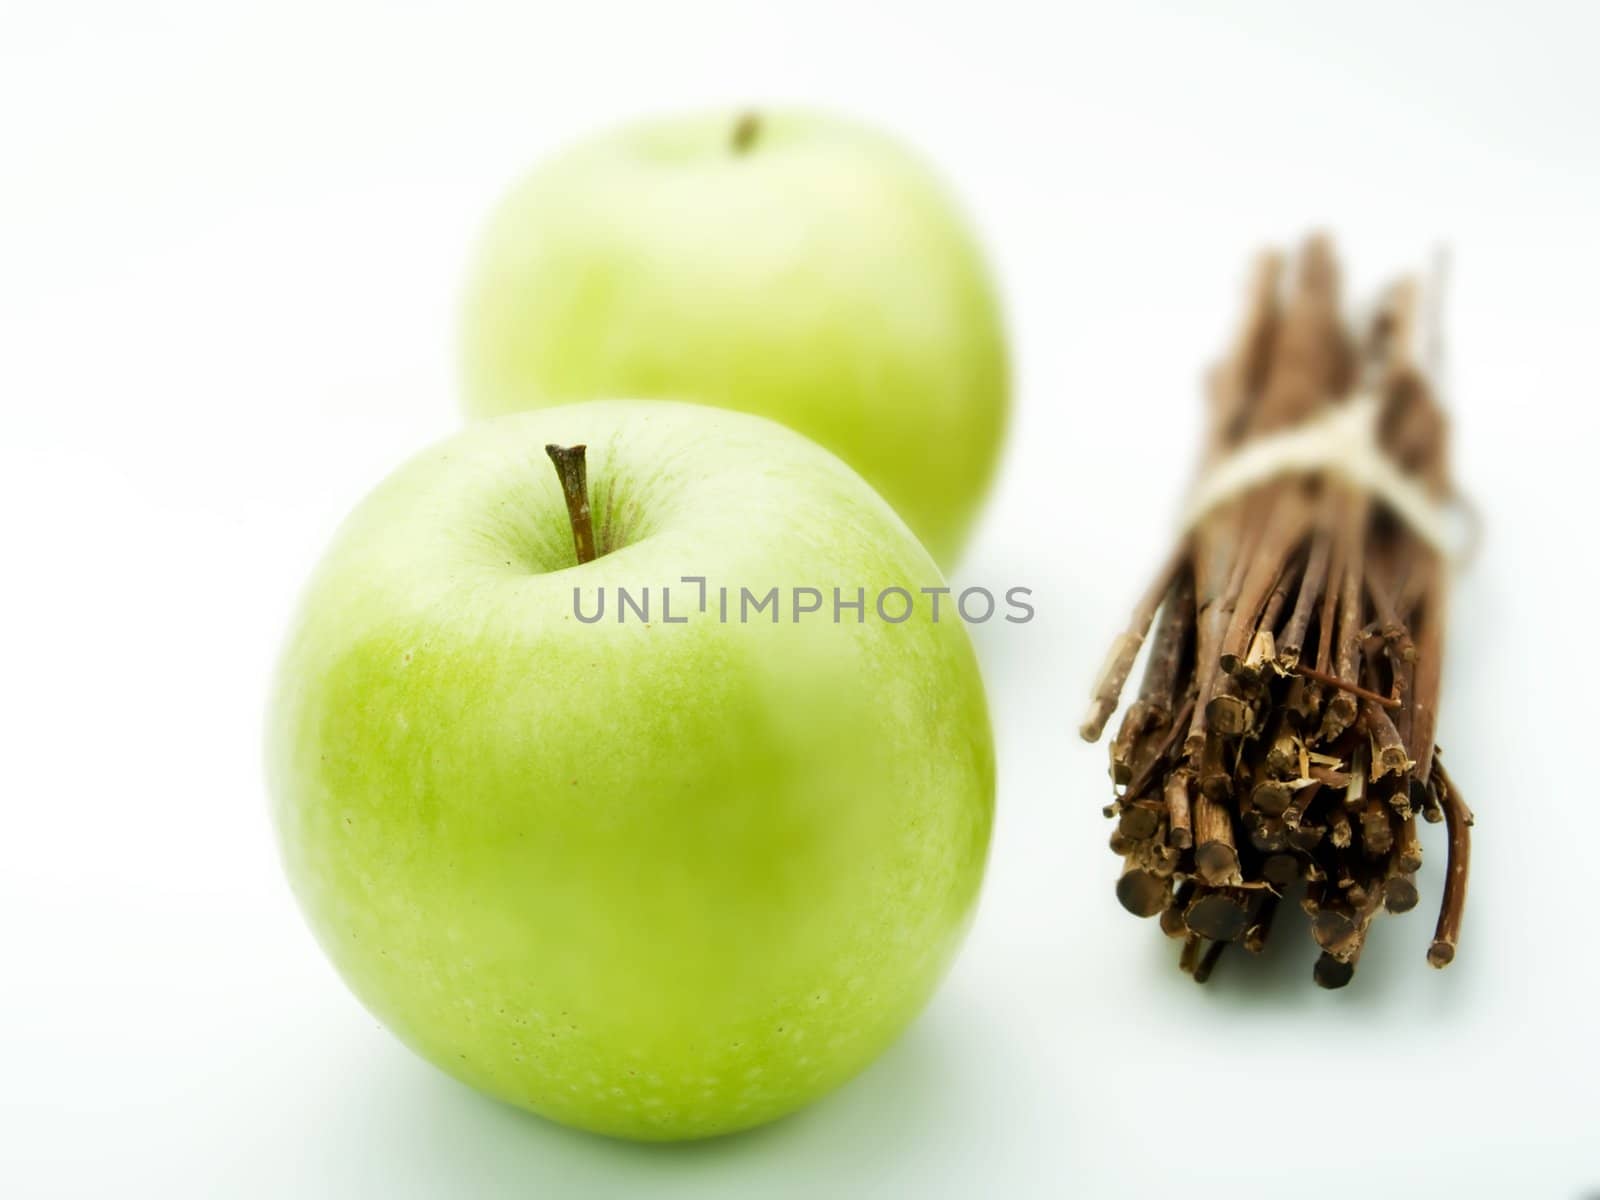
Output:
[[458, 110, 1008, 567], [267, 401, 994, 1140]]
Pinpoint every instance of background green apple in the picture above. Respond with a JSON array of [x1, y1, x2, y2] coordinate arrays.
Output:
[[267, 400, 994, 1141], [458, 110, 1009, 567]]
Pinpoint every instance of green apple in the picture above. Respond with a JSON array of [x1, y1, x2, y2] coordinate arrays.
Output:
[[267, 400, 994, 1141], [458, 109, 1009, 567]]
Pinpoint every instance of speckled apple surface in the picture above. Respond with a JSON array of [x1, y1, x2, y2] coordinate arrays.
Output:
[[458, 110, 1008, 567], [267, 401, 994, 1140]]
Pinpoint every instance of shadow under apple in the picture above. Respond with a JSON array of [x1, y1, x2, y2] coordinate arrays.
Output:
[[295, 1002, 1007, 1198]]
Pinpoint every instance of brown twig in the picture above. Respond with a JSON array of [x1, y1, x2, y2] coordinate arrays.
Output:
[[1427, 762, 1472, 967], [1291, 664, 1401, 709]]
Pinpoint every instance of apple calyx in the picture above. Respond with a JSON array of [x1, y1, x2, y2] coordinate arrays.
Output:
[[730, 111, 761, 155], [544, 443, 597, 565]]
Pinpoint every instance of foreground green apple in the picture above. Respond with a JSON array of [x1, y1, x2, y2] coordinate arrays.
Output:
[[458, 109, 1009, 567], [267, 401, 994, 1140]]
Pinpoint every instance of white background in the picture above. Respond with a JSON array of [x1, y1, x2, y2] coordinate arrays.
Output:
[[3, 1, 1596, 1195]]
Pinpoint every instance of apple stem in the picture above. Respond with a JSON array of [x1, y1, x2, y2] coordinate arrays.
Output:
[[544, 443, 597, 565], [731, 110, 761, 154]]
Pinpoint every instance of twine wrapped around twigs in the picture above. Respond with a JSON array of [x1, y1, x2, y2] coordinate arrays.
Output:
[[1081, 236, 1472, 988]]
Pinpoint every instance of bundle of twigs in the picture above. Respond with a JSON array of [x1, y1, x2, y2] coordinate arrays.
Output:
[[1080, 236, 1472, 988]]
